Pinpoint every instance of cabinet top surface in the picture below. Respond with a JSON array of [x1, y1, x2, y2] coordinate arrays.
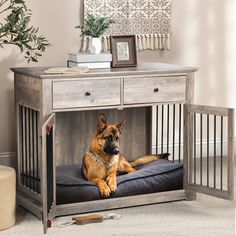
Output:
[[11, 62, 198, 79]]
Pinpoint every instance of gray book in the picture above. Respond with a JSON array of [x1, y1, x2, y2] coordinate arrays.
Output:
[[68, 52, 112, 63]]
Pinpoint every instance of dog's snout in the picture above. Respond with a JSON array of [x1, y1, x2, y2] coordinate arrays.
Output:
[[112, 147, 119, 155], [104, 146, 119, 155]]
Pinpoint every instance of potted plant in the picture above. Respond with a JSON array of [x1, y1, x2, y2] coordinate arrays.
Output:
[[0, 0, 50, 62], [76, 14, 115, 54]]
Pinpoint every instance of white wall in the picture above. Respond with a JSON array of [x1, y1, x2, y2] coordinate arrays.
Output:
[[0, 0, 235, 154]]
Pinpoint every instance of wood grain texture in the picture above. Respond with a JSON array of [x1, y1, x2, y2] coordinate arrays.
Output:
[[55, 107, 151, 166], [52, 79, 121, 109], [11, 63, 198, 79], [227, 109, 234, 200], [15, 74, 41, 109], [186, 104, 229, 116], [16, 192, 42, 220], [52, 190, 186, 218], [124, 76, 186, 104]]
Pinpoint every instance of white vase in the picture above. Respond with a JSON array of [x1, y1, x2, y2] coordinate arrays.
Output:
[[89, 37, 102, 54]]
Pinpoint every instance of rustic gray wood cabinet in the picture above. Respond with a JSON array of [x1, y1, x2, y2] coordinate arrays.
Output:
[[12, 63, 234, 233]]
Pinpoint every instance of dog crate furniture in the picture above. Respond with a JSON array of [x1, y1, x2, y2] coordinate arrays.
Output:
[[12, 63, 234, 233]]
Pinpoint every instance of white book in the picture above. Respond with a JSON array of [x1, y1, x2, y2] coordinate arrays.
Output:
[[68, 61, 111, 69], [68, 52, 112, 63]]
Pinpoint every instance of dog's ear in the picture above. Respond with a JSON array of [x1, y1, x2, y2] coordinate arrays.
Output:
[[97, 113, 107, 134], [117, 120, 126, 133]]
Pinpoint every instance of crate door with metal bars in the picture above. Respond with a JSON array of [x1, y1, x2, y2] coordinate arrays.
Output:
[[185, 104, 234, 200], [18, 105, 55, 233]]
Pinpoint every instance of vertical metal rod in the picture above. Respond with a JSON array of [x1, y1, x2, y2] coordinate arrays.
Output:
[[161, 105, 164, 153], [207, 114, 209, 187], [21, 106, 24, 185], [29, 109, 32, 189], [200, 113, 203, 186], [36, 111, 39, 193], [167, 104, 170, 154], [172, 104, 175, 162], [156, 106, 158, 155], [194, 113, 196, 184], [24, 107, 28, 187], [214, 115, 216, 189], [27, 108, 31, 188], [32, 110, 35, 192], [220, 116, 223, 190], [178, 104, 182, 162]]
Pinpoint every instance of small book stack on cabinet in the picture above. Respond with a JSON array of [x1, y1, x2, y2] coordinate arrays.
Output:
[[68, 52, 112, 69]]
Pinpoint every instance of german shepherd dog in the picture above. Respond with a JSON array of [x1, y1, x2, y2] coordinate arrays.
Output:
[[82, 113, 169, 198]]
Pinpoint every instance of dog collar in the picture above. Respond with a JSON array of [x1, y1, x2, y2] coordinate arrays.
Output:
[[87, 151, 118, 168]]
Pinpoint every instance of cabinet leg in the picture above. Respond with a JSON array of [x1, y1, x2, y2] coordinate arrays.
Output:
[[185, 190, 197, 201]]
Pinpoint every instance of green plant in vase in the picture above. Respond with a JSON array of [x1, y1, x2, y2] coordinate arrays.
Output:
[[76, 14, 115, 54], [0, 0, 50, 62]]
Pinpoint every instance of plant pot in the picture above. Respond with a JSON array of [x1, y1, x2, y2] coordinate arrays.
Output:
[[89, 37, 102, 54]]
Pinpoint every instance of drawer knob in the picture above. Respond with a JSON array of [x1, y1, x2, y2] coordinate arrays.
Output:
[[85, 91, 91, 96], [153, 88, 159, 93]]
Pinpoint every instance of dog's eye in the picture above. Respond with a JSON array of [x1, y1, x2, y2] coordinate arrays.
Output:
[[106, 135, 112, 142]]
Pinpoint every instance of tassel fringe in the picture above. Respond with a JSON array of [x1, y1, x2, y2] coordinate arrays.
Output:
[[79, 34, 171, 52]]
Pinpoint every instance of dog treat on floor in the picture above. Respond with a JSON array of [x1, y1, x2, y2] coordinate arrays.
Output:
[[72, 214, 104, 225]]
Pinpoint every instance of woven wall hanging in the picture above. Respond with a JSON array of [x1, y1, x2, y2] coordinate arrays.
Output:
[[80, 0, 171, 52]]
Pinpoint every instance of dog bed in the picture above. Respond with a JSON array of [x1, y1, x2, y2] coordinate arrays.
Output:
[[56, 159, 183, 205]]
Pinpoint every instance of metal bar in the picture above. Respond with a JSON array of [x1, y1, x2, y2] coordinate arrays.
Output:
[[25, 107, 28, 187], [156, 106, 158, 155], [194, 113, 196, 184], [29, 109, 32, 189], [36, 111, 39, 193], [161, 105, 164, 153], [178, 104, 182, 162], [172, 104, 175, 162], [214, 115, 216, 189], [200, 113, 203, 186], [22, 106, 26, 186], [32, 110, 36, 192], [20, 106, 24, 185], [167, 104, 170, 154], [220, 116, 223, 190], [207, 114, 209, 187]]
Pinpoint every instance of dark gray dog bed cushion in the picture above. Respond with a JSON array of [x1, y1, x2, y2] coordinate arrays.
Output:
[[56, 159, 183, 205]]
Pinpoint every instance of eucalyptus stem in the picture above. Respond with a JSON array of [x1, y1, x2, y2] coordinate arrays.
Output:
[[0, 0, 50, 63]]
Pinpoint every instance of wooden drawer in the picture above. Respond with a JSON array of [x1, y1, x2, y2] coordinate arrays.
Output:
[[124, 76, 186, 104], [52, 79, 121, 109]]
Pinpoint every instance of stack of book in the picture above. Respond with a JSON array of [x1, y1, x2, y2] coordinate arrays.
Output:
[[67, 52, 112, 69]]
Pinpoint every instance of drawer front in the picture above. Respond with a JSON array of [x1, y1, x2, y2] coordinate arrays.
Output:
[[53, 79, 121, 109], [124, 76, 186, 104]]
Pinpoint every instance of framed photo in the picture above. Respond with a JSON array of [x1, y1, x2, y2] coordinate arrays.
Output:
[[110, 35, 137, 68]]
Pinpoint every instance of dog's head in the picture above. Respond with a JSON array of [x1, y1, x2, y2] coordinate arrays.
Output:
[[94, 113, 126, 156]]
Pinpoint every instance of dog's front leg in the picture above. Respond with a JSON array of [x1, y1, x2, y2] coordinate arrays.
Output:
[[90, 177, 111, 198], [106, 173, 117, 193]]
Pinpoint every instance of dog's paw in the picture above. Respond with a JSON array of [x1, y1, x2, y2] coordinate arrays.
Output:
[[108, 180, 117, 193], [128, 168, 136, 174], [99, 183, 111, 198], [106, 176, 117, 193]]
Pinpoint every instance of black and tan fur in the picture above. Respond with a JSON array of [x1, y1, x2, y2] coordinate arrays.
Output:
[[82, 113, 169, 198]]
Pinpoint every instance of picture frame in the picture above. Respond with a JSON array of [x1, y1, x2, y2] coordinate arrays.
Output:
[[110, 35, 137, 68]]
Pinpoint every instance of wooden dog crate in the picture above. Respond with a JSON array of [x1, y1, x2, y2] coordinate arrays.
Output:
[[12, 63, 234, 233]]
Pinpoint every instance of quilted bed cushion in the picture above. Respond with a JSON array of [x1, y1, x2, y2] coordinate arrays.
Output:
[[56, 159, 183, 205]]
